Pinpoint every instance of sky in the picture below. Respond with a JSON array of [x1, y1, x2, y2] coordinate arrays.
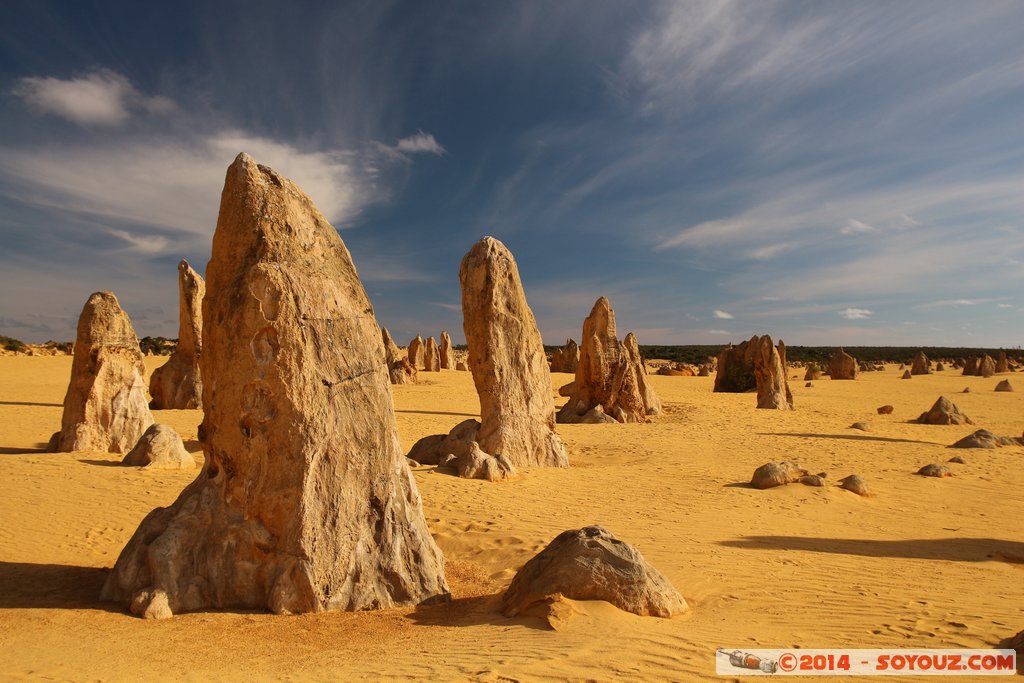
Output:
[[1, 0, 1022, 347]]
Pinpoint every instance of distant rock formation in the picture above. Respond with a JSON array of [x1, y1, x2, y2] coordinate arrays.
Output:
[[915, 396, 974, 425], [408, 237, 568, 476], [122, 424, 195, 469], [714, 341, 756, 393], [752, 335, 793, 410], [149, 260, 205, 409], [439, 331, 453, 369], [382, 328, 416, 385], [101, 153, 448, 619], [556, 297, 661, 424], [424, 336, 441, 372], [50, 291, 154, 454], [501, 526, 686, 619], [829, 348, 858, 380], [901, 369, 912, 379], [407, 335, 424, 369], [803, 363, 821, 381], [550, 338, 580, 374], [962, 356, 978, 375], [979, 354, 996, 377], [995, 351, 1009, 374], [910, 351, 930, 376]]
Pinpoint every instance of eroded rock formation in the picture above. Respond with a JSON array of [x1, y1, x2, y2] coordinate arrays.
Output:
[[915, 396, 974, 425], [101, 153, 449, 619], [122, 424, 196, 469], [910, 351, 930, 376], [149, 260, 205, 409], [424, 336, 440, 372], [439, 331, 453, 369], [829, 347, 858, 380], [382, 327, 416, 385], [550, 339, 579, 374], [407, 335, 424, 370]]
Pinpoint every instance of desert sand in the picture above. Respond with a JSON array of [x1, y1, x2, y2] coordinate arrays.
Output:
[[0, 354, 1021, 680]]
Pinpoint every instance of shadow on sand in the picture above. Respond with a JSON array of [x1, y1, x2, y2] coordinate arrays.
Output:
[[762, 432, 945, 446], [719, 536, 1024, 564], [0, 400, 62, 408], [0, 561, 121, 612], [395, 409, 478, 419], [406, 592, 548, 631]]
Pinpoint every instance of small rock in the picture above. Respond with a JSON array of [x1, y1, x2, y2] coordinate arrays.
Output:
[[994, 379, 1013, 392], [838, 474, 870, 496], [901, 370, 912, 379], [917, 463, 952, 477], [962, 386, 971, 393], [799, 474, 825, 487], [948, 455, 966, 464], [877, 405, 894, 415], [915, 396, 974, 425], [850, 422, 870, 431], [805, 381, 813, 388], [751, 461, 807, 489]]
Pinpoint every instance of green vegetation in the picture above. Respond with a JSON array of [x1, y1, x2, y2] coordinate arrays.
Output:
[[1, 335, 27, 352], [139, 336, 177, 356]]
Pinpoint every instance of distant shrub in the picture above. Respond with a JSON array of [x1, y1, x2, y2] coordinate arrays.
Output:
[[139, 336, 177, 356], [1, 335, 27, 352], [43, 340, 74, 354]]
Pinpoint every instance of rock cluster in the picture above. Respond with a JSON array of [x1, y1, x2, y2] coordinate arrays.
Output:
[[50, 291, 154, 454], [557, 297, 661, 424], [549, 338, 579, 374], [101, 153, 449, 619], [149, 260, 205, 409]]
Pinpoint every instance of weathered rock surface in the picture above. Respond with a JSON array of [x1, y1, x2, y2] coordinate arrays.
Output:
[[995, 352, 1008, 373], [949, 429, 1024, 449], [877, 405, 894, 415], [407, 335, 424, 370], [439, 331, 453, 369], [501, 525, 687, 619], [753, 335, 793, 410], [122, 424, 196, 469], [549, 338, 579, 374], [910, 351, 930, 375], [915, 396, 974, 425], [829, 347, 858, 380], [917, 463, 952, 478], [51, 291, 154, 454], [424, 336, 441, 372], [751, 461, 807, 489], [149, 260, 205, 409], [382, 328, 417, 385], [850, 422, 871, 431], [101, 153, 449, 619], [839, 474, 870, 496], [995, 379, 1013, 392], [962, 356, 979, 375], [714, 340, 756, 393], [557, 297, 661, 424]]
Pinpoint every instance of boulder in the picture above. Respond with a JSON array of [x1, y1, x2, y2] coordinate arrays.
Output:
[[910, 351, 930, 375], [995, 379, 1013, 392], [915, 396, 974, 425], [149, 260, 205, 409], [51, 291, 154, 454], [751, 461, 807, 489], [424, 336, 441, 372], [439, 330, 453, 369], [877, 405, 894, 415], [557, 297, 661, 424], [901, 369, 912, 379], [850, 422, 870, 431], [917, 463, 952, 478], [550, 339, 579, 374], [501, 525, 687, 619], [829, 347, 858, 380], [838, 474, 870, 496], [122, 424, 196, 469], [950, 429, 1024, 449], [407, 335, 424, 369], [439, 441, 516, 482], [101, 153, 449, 619], [455, 360, 468, 372]]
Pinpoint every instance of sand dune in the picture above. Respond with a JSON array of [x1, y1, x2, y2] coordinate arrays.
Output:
[[0, 355, 1021, 680]]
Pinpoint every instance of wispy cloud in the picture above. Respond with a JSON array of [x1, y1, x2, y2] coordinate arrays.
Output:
[[713, 309, 734, 319], [839, 308, 873, 320], [374, 131, 447, 162], [708, 329, 730, 335], [13, 69, 173, 126], [841, 219, 880, 235]]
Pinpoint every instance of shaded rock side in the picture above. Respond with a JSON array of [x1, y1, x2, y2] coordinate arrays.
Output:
[[829, 347, 858, 380], [950, 429, 1024, 449], [149, 260, 205, 409], [910, 351, 930, 375], [52, 291, 155, 454], [550, 338, 579, 374], [423, 336, 441, 372], [122, 424, 196, 469], [407, 335, 424, 369], [501, 525, 687, 619], [382, 328, 417, 385], [459, 236, 568, 468], [101, 153, 449, 619], [557, 297, 661, 424], [439, 331, 453, 369]]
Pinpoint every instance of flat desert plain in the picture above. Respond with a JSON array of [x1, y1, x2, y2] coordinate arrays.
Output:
[[0, 355, 1021, 681]]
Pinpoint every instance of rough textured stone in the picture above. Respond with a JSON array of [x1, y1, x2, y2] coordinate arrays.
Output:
[[910, 351, 930, 375], [877, 405, 894, 415], [949, 429, 1024, 449], [995, 379, 1013, 392], [557, 297, 661, 424], [51, 291, 155, 454], [995, 351, 1009, 374], [979, 355, 996, 377], [850, 422, 870, 431], [948, 455, 966, 464], [800, 474, 825, 487], [915, 396, 974, 425], [407, 335, 424, 370], [753, 335, 793, 410], [439, 441, 516, 482], [501, 525, 687, 619], [901, 369, 912, 379], [829, 347, 858, 380], [838, 474, 870, 496], [423, 336, 441, 372], [962, 356, 979, 375], [714, 340, 756, 393], [101, 153, 449, 619], [550, 338, 579, 374], [122, 424, 196, 469], [917, 463, 952, 478], [149, 260, 205, 409], [455, 360, 468, 372], [382, 328, 417, 385], [751, 461, 807, 489], [439, 331, 453, 369]]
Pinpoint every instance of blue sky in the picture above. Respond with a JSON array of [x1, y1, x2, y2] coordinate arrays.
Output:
[[1, 1, 1022, 346]]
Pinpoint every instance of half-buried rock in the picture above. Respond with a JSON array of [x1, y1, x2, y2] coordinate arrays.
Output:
[[149, 260, 205, 409], [501, 525, 687, 619], [122, 424, 195, 469], [557, 297, 662, 423], [751, 461, 807, 489], [995, 379, 1013, 392], [50, 291, 154, 454], [101, 153, 449, 619], [950, 429, 1024, 449], [915, 396, 974, 425], [408, 237, 569, 478]]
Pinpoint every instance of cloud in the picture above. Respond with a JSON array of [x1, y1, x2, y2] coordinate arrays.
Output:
[[920, 299, 977, 308], [428, 301, 461, 311], [839, 308, 873, 320], [841, 219, 880, 235], [374, 131, 447, 162], [13, 69, 173, 126], [713, 309, 734, 319], [107, 229, 171, 254], [708, 329, 730, 335], [746, 242, 793, 261], [997, 303, 1013, 308]]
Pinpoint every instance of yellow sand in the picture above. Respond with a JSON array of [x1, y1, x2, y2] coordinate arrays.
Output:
[[0, 355, 1021, 681]]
